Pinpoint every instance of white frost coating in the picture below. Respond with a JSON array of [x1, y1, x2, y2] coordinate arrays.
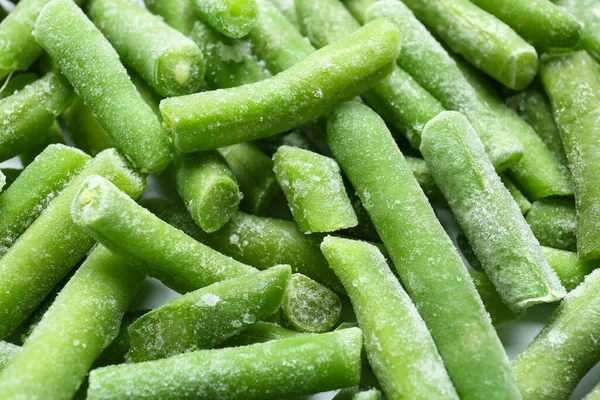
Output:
[[199, 293, 220, 306]]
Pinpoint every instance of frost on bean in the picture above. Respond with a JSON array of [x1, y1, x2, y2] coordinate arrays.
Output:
[[526, 199, 577, 252]]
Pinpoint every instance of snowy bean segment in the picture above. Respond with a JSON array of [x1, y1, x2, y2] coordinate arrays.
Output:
[[0, 72, 74, 162], [87, 0, 205, 97], [172, 151, 241, 233], [321, 236, 459, 400], [327, 102, 519, 400], [0, 149, 145, 340], [512, 268, 600, 400], [0, 144, 90, 257], [194, 0, 258, 38], [273, 146, 357, 233], [526, 199, 576, 252], [34, 0, 174, 174], [540, 51, 600, 260], [420, 111, 566, 312], [87, 328, 363, 400], [160, 19, 400, 152], [554, 0, 600, 58], [143, 0, 196, 35], [127, 265, 290, 362], [0, 246, 145, 400]]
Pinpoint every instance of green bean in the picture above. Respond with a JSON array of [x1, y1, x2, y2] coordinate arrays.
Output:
[[88, 0, 205, 97], [127, 265, 290, 362], [62, 97, 114, 157], [0, 342, 18, 371], [0, 149, 145, 340], [327, 102, 519, 400], [469, 269, 524, 327], [0, 71, 74, 162], [143, 0, 196, 35], [193, 0, 257, 38], [500, 174, 531, 214], [142, 198, 344, 292], [273, 146, 357, 233], [0, 144, 91, 257], [219, 143, 280, 215], [268, 0, 299, 28], [0, 245, 145, 400], [161, 19, 399, 152], [220, 321, 307, 347], [321, 236, 459, 400], [19, 121, 65, 167], [540, 51, 600, 259], [281, 273, 341, 333], [455, 57, 574, 199], [0, 72, 37, 99], [34, 0, 175, 174], [526, 199, 576, 251], [87, 327, 363, 400], [421, 111, 566, 311], [94, 310, 148, 367], [512, 268, 600, 399], [554, 0, 600, 58], [172, 151, 241, 233]]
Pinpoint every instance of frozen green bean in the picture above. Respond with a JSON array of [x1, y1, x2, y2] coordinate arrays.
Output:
[[500, 174, 531, 214], [526, 199, 576, 251], [542, 246, 600, 292], [0, 149, 145, 339], [0, 245, 145, 400], [268, 0, 299, 28], [143, 0, 196, 35], [0, 72, 37, 99], [469, 269, 524, 326], [327, 102, 519, 400], [420, 111, 566, 311], [193, 0, 257, 38], [34, 0, 175, 173], [281, 273, 341, 333], [321, 236, 459, 400], [342, 0, 374, 24], [273, 146, 357, 233], [18, 121, 65, 167], [541, 51, 600, 259], [0, 342, 18, 371], [62, 97, 114, 157], [127, 265, 290, 362], [512, 268, 600, 399], [220, 321, 306, 347], [161, 19, 399, 152], [0, 144, 90, 257], [554, 0, 600, 58], [0, 71, 74, 162], [88, 0, 205, 97], [88, 327, 363, 400], [172, 151, 241, 233], [94, 310, 148, 367]]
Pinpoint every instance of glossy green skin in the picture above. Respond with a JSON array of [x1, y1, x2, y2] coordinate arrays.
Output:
[[470, 0, 581, 49], [172, 151, 241, 233], [456, 58, 573, 199], [273, 146, 357, 233], [0, 144, 90, 257], [0, 246, 145, 400], [421, 111, 566, 312], [194, 0, 257, 38], [88, 328, 362, 400], [500, 174, 531, 215], [161, 19, 399, 152], [554, 0, 600, 58], [0, 342, 18, 371], [88, 0, 205, 97], [397, 0, 538, 90], [0, 72, 74, 162], [0, 72, 38, 99], [327, 102, 519, 400], [365, 0, 525, 171], [220, 321, 306, 347], [540, 51, 600, 260], [144, 0, 196, 35], [526, 199, 576, 252], [321, 237, 458, 400], [127, 266, 290, 362], [469, 270, 524, 327], [34, 0, 174, 174], [190, 21, 266, 90], [0, 149, 145, 340], [513, 268, 600, 399]]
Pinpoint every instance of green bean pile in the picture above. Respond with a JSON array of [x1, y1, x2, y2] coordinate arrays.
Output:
[[0, 0, 599, 398]]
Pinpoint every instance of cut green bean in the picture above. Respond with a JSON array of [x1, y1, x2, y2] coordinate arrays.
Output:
[[0, 342, 18, 371], [273, 146, 357, 233], [0, 71, 74, 162], [143, 0, 196, 35], [469, 269, 524, 327], [88, 327, 362, 400], [161, 19, 399, 152], [526, 199, 576, 251], [193, 0, 257, 38], [554, 0, 600, 58], [421, 111, 566, 311], [34, 0, 174, 173], [327, 102, 519, 400], [127, 265, 290, 362], [0, 72, 37, 99], [18, 121, 65, 167], [268, 0, 299, 28], [281, 273, 341, 333], [0, 144, 91, 257], [321, 236, 459, 400], [343, 0, 374, 24], [0, 149, 145, 340], [62, 97, 114, 157], [0, 245, 145, 400], [219, 143, 280, 215], [512, 268, 600, 399], [220, 321, 307, 347], [171, 151, 241, 233], [500, 174, 531, 214], [94, 310, 148, 367], [88, 0, 205, 97]]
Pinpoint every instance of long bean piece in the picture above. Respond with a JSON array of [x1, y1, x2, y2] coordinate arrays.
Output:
[[553, 0, 600, 58], [526, 199, 576, 252], [193, 0, 258, 38]]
